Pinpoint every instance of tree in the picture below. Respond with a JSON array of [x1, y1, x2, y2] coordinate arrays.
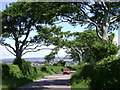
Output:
[[55, 2, 120, 41], [53, 60, 66, 66], [1, 2, 62, 62], [64, 30, 118, 64], [44, 52, 55, 64]]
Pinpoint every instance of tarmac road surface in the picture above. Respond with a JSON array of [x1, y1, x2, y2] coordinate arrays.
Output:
[[16, 73, 73, 90]]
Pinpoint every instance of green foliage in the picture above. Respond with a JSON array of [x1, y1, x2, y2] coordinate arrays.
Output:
[[2, 64, 32, 89], [2, 2, 63, 61], [91, 40, 118, 62], [71, 55, 120, 88], [2, 63, 64, 89], [2, 64, 23, 79], [90, 55, 120, 88], [44, 53, 55, 64], [64, 30, 118, 63], [53, 60, 66, 66], [13, 59, 35, 76]]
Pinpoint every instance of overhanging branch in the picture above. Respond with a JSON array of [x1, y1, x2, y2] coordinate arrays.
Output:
[[109, 16, 118, 24], [22, 48, 52, 56], [5, 46, 16, 56], [25, 44, 45, 51], [101, 0, 109, 11], [2, 43, 16, 53]]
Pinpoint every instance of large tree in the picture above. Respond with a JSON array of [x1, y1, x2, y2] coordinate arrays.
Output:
[[63, 30, 118, 64], [1, 2, 62, 61], [55, 2, 120, 41]]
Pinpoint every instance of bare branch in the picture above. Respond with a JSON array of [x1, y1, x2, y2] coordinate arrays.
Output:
[[20, 28, 31, 50], [22, 48, 52, 56], [25, 44, 45, 51], [22, 42, 31, 51], [5, 46, 16, 56], [101, 0, 108, 11], [61, 13, 103, 39], [22, 42, 36, 51], [71, 47, 82, 62], [71, 47, 81, 56], [2, 43, 16, 53], [74, 19, 103, 39], [75, 47, 83, 54], [109, 16, 118, 24]]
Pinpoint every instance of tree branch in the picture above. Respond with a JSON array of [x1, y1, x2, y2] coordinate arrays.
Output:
[[5, 46, 16, 56], [22, 48, 52, 56], [61, 13, 103, 39], [71, 46, 82, 62], [109, 16, 118, 24], [2, 43, 16, 53], [22, 42, 31, 51], [101, 0, 108, 11], [25, 44, 45, 51], [20, 27, 31, 51], [22, 42, 37, 51]]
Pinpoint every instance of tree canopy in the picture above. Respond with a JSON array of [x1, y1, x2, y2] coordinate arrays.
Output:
[[62, 30, 118, 64], [1, 2, 62, 61], [1, 2, 119, 63], [53, 2, 120, 40]]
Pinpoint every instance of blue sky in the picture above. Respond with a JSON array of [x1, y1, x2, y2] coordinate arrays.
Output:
[[0, 1, 119, 59]]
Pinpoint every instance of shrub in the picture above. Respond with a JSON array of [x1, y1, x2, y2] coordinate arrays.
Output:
[[2, 63, 65, 89], [13, 59, 36, 76], [71, 55, 120, 88], [2, 64, 23, 79], [90, 55, 120, 88], [2, 64, 32, 89], [71, 64, 94, 88]]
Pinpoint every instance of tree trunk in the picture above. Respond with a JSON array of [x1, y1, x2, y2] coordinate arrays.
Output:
[[14, 36, 24, 64], [13, 49, 23, 64], [78, 52, 82, 63], [16, 51, 22, 60], [102, 24, 109, 41]]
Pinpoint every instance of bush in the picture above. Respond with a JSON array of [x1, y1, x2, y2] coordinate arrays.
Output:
[[67, 63, 85, 71], [2, 64, 32, 89], [90, 55, 120, 88], [71, 55, 120, 88], [2, 64, 23, 79], [2, 63, 64, 89], [70, 64, 93, 88], [13, 59, 36, 76]]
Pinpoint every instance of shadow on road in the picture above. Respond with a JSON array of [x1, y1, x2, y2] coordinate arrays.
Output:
[[16, 74, 71, 90]]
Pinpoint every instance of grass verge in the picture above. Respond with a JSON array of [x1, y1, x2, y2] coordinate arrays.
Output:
[[2, 64, 65, 90]]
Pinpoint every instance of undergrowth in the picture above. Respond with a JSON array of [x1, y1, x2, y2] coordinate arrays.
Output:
[[2, 60, 65, 89], [71, 55, 120, 89]]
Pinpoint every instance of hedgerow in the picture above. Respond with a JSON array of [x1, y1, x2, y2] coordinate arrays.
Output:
[[71, 55, 120, 89], [2, 60, 64, 89]]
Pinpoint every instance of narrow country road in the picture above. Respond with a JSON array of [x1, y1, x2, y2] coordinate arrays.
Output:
[[16, 73, 72, 90]]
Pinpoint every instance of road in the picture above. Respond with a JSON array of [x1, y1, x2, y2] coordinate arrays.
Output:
[[16, 73, 72, 90]]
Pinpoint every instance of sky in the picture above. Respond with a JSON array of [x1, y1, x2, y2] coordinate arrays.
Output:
[[0, 1, 119, 59]]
